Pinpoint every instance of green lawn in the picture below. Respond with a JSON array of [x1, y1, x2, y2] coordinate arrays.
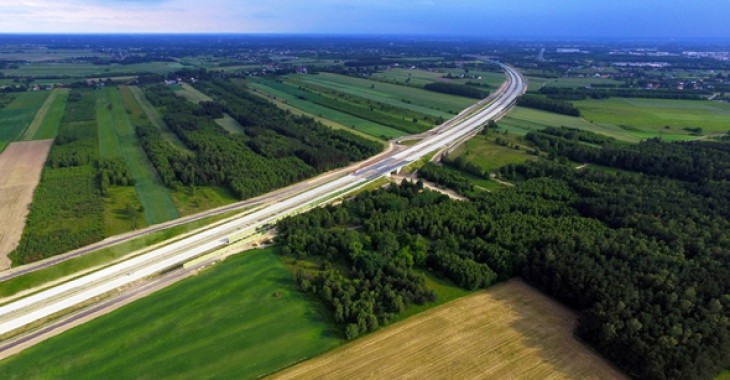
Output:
[[293, 72, 475, 118], [574, 98, 730, 139], [0, 91, 52, 149], [215, 113, 246, 134], [0, 248, 342, 380], [248, 80, 405, 139], [127, 86, 192, 154], [26, 89, 70, 140], [97, 87, 180, 225]]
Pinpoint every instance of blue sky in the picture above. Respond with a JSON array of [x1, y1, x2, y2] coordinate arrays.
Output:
[[1, 0, 728, 38]]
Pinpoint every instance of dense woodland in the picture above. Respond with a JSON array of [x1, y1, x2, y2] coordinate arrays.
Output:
[[277, 131, 729, 379], [140, 80, 381, 200], [423, 82, 489, 99]]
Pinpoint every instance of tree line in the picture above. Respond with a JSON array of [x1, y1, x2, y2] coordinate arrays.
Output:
[[424, 82, 489, 99], [516, 94, 581, 116]]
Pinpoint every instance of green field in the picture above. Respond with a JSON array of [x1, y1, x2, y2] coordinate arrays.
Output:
[[127, 86, 192, 154], [248, 80, 405, 139], [248, 89, 386, 144], [24, 89, 70, 140], [500, 106, 650, 143], [450, 133, 537, 174], [370, 68, 449, 87], [173, 83, 213, 103], [0, 91, 52, 149], [291, 72, 475, 118], [0, 248, 341, 380], [170, 186, 239, 216], [96, 87, 180, 225], [215, 113, 246, 134], [574, 97, 730, 139]]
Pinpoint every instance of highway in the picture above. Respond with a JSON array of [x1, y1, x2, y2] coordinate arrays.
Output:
[[0, 64, 525, 339]]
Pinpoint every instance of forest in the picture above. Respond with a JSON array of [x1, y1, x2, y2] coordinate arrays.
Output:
[[276, 131, 729, 380], [423, 82, 489, 99], [516, 94, 581, 116], [139, 79, 381, 200]]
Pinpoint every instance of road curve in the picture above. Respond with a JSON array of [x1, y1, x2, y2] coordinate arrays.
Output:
[[0, 64, 526, 339]]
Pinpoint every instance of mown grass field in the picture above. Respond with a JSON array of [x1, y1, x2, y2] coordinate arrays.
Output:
[[127, 86, 192, 154], [499, 106, 647, 142], [450, 133, 537, 174], [97, 87, 180, 225], [248, 80, 404, 139], [0, 248, 342, 380], [273, 279, 626, 380], [173, 83, 212, 103], [215, 113, 246, 134], [0, 211, 236, 301], [369, 68, 448, 87], [0, 91, 52, 150], [574, 97, 730, 139], [292, 73, 474, 118], [23, 89, 70, 140]]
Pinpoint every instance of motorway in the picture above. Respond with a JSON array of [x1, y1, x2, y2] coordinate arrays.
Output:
[[0, 64, 525, 339]]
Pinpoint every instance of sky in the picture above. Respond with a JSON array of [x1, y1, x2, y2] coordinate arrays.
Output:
[[1, 0, 729, 38]]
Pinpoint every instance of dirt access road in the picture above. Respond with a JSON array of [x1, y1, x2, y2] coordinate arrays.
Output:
[[0, 140, 53, 270]]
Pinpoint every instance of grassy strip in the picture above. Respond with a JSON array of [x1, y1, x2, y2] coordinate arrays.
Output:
[[173, 83, 212, 103], [22, 89, 69, 140], [0, 247, 342, 380], [127, 86, 193, 154], [0, 211, 235, 299], [215, 113, 246, 134], [109, 87, 180, 224]]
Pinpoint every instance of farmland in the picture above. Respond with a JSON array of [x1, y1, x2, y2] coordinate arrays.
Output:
[[3, 62, 183, 78], [291, 72, 474, 118], [215, 113, 246, 134], [0, 140, 54, 270], [0, 91, 52, 151], [273, 279, 626, 380], [10, 90, 106, 265], [126, 86, 192, 154], [0, 248, 342, 380], [249, 80, 404, 139], [97, 87, 180, 225], [173, 83, 213, 103], [573, 97, 730, 139], [499, 106, 649, 142], [23, 89, 70, 140]]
